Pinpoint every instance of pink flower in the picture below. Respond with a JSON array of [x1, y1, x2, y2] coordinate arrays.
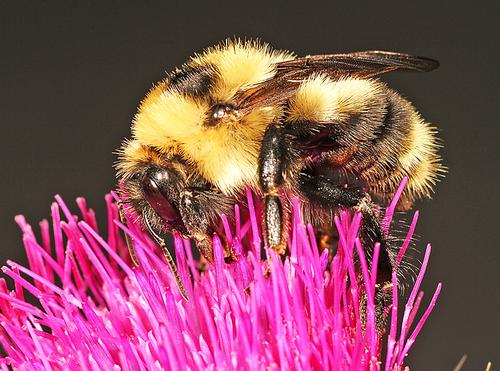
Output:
[[0, 180, 441, 370]]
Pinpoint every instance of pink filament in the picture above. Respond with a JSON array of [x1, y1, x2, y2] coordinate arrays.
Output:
[[0, 186, 441, 370]]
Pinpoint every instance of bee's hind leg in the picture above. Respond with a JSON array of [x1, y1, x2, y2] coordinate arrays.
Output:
[[298, 172, 394, 331]]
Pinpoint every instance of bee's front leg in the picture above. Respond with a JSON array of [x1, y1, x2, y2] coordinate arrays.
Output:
[[179, 188, 235, 263], [258, 123, 292, 254]]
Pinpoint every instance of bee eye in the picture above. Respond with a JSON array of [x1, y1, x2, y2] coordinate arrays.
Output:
[[142, 167, 182, 223]]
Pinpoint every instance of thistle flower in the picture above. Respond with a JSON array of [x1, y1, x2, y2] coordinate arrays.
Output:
[[0, 181, 441, 370]]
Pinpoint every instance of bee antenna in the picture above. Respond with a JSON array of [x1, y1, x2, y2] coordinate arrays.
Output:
[[117, 200, 140, 267], [144, 216, 189, 300]]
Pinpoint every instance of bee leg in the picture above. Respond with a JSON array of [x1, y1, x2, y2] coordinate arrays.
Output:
[[143, 215, 189, 300], [299, 173, 393, 331], [258, 123, 291, 254], [352, 195, 393, 284], [179, 188, 236, 263], [117, 200, 140, 266], [354, 196, 394, 332]]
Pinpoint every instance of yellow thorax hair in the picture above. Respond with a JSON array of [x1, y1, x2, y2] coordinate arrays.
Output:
[[131, 40, 293, 195]]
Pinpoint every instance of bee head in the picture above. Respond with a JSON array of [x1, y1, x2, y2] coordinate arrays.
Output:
[[116, 144, 192, 235]]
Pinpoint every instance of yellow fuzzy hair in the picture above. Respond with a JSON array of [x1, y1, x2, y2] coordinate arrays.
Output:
[[191, 39, 294, 101], [394, 118, 445, 200], [132, 40, 289, 195], [369, 111, 445, 205], [287, 75, 384, 123]]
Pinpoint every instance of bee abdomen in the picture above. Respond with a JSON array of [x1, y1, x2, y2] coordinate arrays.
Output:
[[349, 89, 412, 183], [379, 117, 444, 205], [354, 90, 444, 204], [287, 75, 443, 205]]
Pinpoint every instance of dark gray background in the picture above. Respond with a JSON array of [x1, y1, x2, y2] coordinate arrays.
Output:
[[1, 1, 499, 369]]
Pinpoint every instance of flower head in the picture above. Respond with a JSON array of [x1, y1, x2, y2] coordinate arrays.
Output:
[[0, 182, 441, 370]]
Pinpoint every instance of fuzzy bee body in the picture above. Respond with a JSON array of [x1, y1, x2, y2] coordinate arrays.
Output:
[[116, 40, 443, 305]]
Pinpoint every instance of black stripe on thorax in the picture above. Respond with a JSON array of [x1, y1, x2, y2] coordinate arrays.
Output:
[[168, 64, 217, 98]]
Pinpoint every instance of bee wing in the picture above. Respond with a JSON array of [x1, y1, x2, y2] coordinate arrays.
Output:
[[236, 51, 439, 111], [275, 51, 439, 76]]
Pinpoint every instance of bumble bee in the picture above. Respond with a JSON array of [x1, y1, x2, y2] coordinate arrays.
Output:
[[116, 39, 444, 301]]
